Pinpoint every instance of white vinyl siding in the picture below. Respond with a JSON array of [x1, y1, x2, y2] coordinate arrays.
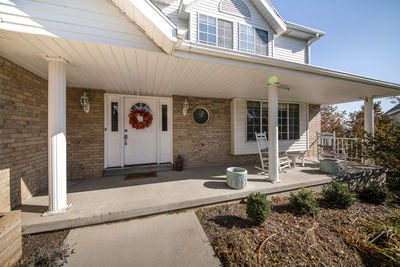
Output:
[[231, 98, 308, 155], [274, 36, 308, 64], [0, 0, 159, 51]]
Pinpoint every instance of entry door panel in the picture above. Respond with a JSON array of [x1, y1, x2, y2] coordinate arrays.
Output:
[[124, 98, 158, 165]]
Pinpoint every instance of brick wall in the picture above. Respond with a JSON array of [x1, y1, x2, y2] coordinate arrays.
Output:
[[173, 95, 258, 168], [0, 57, 106, 211], [0, 56, 48, 211], [66, 88, 104, 179], [307, 104, 321, 159]]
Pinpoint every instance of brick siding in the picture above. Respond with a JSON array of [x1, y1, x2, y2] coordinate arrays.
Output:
[[66, 88, 104, 179], [173, 95, 258, 168], [0, 57, 105, 211], [0, 56, 48, 211]]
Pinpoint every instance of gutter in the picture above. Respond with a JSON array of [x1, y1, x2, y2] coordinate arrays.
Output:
[[307, 33, 322, 65], [174, 41, 400, 92]]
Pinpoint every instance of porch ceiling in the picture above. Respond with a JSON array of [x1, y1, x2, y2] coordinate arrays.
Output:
[[1, 30, 399, 105]]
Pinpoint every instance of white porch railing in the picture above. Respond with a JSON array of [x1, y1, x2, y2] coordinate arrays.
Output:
[[317, 132, 361, 162]]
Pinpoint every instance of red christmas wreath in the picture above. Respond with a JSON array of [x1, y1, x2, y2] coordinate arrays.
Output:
[[129, 109, 153, 129]]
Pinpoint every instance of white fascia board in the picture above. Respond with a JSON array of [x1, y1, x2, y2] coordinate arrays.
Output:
[[175, 41, 400, 94], [249, 0, 287, 35], [111, 0, 178, 54]]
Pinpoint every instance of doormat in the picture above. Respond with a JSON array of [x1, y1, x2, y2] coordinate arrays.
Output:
[[124, 172, 157, 180]]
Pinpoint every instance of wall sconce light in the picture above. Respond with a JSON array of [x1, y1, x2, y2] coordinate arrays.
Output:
[[183, 99, 189, 116], [80, 92, 90, 113]]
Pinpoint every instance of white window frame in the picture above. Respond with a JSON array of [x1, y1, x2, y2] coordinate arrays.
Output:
[[239, 23, 269, 56], [245, 100, 300, 142], [239, 24, 255, 53], [198, 13, 217, 46], [217, 18, 234, 49], [198, 13, 234, 50]]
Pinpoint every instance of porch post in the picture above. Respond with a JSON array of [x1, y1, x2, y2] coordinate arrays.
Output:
[[364, 96, 374, 165], [45, 57, 70, 215], [268, 82, 280, 183]]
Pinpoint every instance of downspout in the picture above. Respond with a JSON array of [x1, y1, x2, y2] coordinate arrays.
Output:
[[172, 27, 188, 53], [307, 33, 321, 65]]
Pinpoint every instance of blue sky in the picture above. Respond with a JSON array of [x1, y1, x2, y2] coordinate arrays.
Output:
[[270, 0, 400, 114]]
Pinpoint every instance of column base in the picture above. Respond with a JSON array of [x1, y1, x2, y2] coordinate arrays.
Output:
[[42, 203, 72, 217]]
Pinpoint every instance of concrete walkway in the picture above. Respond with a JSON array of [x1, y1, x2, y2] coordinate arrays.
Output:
[[21, 162, 331, 234], [64, 211, 220, 267]]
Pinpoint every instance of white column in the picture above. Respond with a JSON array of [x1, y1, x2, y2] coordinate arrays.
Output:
[[364, 96, 374, 165], [45, 57, 70, 215], [364, 97, 374, 136], [268, 84, 280, 183]]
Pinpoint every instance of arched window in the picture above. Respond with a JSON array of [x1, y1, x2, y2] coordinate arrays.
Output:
[[132, 102, 150, 111]]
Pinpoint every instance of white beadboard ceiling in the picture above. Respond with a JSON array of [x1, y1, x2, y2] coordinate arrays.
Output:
[[0, 30, 399, 105]]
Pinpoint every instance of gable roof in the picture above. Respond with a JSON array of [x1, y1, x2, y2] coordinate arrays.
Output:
[[178, 0, 287, 35], [110, 0, 186, 54], [386, 104, 400, 115]]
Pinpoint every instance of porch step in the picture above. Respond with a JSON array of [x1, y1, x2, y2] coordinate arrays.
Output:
[[104, 163, 173, 176]]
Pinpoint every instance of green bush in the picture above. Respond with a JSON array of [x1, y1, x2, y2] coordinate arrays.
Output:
[[358, 182, 392, 204], [246, 192, 271, 225], [289, 188, 319, 217], [322, 181, 357, 209]]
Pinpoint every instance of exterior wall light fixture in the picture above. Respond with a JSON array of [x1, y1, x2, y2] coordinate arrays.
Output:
[[80, 92, 90, 113]]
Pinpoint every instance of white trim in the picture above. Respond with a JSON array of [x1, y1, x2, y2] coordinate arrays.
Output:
[[104, 94, 107, 169], [104, 93, 173, 167], [306, 103, 309, 152], [244, 100, 301, 143], [174, 42, 400, 94]]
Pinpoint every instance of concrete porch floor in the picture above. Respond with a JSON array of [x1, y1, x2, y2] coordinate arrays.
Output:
[[21, 161, 331, 234]]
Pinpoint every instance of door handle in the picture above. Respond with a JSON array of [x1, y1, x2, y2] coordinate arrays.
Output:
[[124, 134, 128, 145]]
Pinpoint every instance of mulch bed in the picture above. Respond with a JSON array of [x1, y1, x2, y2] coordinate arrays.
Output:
[[196, 195, 400, 266], [17, 229, 70, 266]]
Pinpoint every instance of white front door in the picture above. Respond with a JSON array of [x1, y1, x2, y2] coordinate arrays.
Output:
[[124, 97, 158, 165]]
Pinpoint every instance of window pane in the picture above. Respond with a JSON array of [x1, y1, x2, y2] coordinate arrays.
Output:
[[255, 29, 268, 56], [278, 103, 288, 140], [111, 102, 118, 132], [289, 104, 300, 139], [247, 101, 260, 141], [239, 24, 254, 53], [162, 105, 168, 131], [198, 14, 217, 46], [261, 102, 268, 134], [218, 19, 233, 49]]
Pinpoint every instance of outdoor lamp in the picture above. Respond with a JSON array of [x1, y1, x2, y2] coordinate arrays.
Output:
[[80, 92, 90, 113], [183, 99, 189, 116]]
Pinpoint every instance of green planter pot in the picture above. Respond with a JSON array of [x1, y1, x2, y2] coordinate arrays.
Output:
[[226, 167, 248, 189], [319, 159, 340, 174]]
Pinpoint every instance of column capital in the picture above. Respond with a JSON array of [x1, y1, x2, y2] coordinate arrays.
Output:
[[45, 56, 69, 64]]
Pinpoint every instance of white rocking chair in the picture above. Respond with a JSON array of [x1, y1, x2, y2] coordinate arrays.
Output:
[[255, 132, 291, 172]]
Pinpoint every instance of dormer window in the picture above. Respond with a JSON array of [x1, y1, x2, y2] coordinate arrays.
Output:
[[255, 29, 268, 55], [239, 24, 254, 53], [199, 14, 217, 46], [218, 19, 233, 49], [240, 24, 268, 56]]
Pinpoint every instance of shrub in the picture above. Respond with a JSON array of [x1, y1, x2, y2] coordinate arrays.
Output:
[[322, 181, 357, 209], [358, 182, 392, 204], [289, 188, 319, 217], [246, 192, 271, 225]]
